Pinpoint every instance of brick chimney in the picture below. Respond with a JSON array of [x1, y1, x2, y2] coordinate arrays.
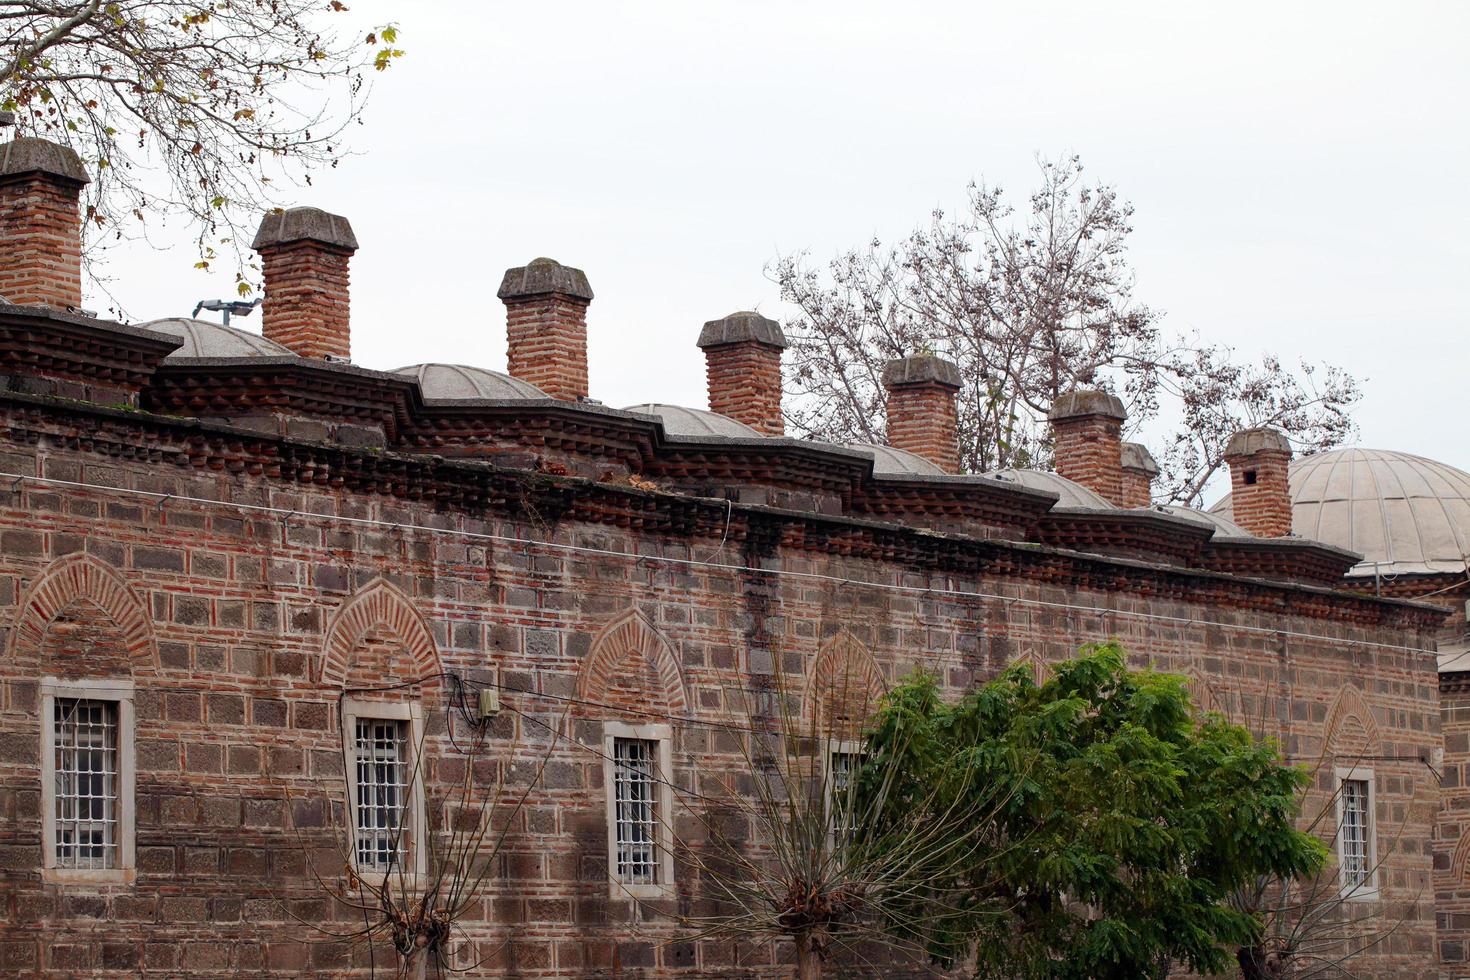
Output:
[[882, 354, 963, 474], [1120, 442, 1159, 509], [497, 258, 593, 401], [251, 207, 358, 360], [696, 311, 787, 435], [1224, 427, 1294, 537], [0, 137, 89, 309], [1048, 390, 1127, 505]]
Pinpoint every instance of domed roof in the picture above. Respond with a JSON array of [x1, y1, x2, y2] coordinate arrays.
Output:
[[394, 363, 549, 401], [143, 317, 293, 358], [1153, 504, 1252, 538], [846, 443, 945, 477], [624, 403, 761, 438], [985, 469, 1113, 509], [1210, 447, 1470, 576]]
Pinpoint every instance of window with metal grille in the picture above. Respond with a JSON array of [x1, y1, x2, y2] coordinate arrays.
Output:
[[828, 749, 863, 840], [53, 698, 118, 870], [354, 718, 410, 871], [1340, 777, 1372, 888], [612, 737, 659, 884]]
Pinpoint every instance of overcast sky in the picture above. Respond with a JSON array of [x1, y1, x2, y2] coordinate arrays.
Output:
[[96, 1, 1470, 495]]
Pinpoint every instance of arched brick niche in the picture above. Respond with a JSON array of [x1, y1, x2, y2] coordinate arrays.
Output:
[[1324, 684, 1382, 763], [1008, 649, 1050, 687], [7, 554, 155, 674], [320, 578, 441, 690], [576, 610, 688, 718], [803, 632, 886, 740]]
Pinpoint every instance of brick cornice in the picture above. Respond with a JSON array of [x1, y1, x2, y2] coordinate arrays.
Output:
[[0, 304, 181, 394], [0, 390, 1445, 636], [146, 357, 417, 436]]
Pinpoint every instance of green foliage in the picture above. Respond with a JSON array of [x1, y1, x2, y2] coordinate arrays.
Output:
[[855, 641, 1326, 979]]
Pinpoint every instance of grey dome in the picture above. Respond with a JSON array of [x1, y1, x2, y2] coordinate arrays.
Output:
[[1210, 447, 1470, 576], [847, 443, 945, 477], [394, 363, 549, 401], [985, 469, 1112, 509], [1153, 504, 1252, 538], [143, 318, 293, 358], [624, 403, 760, 438]]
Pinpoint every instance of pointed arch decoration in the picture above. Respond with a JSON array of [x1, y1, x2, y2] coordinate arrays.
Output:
[[1180, 667, 1227, 717], [577, 609, 688, 715], [1008, 649, 1049, 687], [804, 631, 887, 735], [1323, 684, 1382, 760], [1450, 830, 1470, 886], [320, 578, 441, 687], [7, 553, 155, 669]]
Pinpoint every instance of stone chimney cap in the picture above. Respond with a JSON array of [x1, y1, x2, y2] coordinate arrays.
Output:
[[1225, 427, 1292, 458], [1048, 389, 1125, 422], [497, 257, 593, 301], [1120, 441, 1159, 476], [697, 311, 787, 350], [251, 207, 358, 251], [881, 354, 962, 389], [0, 137, 90, 185]]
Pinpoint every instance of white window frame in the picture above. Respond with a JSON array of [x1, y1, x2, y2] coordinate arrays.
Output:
[[1334, 764, 1379, 901], [39, 677, 136, 884], [602, 720, 674, 899], [822, 738, 864, 841], [342, 698, 427, 882]]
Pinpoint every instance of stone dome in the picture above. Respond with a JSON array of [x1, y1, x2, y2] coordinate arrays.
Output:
[[143, 318, 293, 358], [1211, 447, 1470, 576], [846, 443, 945, 477], [624, 404, 761, 438], [1153, 504, 1252, 538], [985, 469, 1113, 509], [394, 363, 549, 401]]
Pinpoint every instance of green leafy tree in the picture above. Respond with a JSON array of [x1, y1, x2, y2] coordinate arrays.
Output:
[[856, 642, 1327, 978]]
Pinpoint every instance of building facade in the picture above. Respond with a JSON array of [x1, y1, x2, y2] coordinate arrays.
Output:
[[0, 135, 1451, 976]]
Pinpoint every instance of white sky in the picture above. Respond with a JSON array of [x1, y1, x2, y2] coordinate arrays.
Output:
[[96, 1, 1470, 493]]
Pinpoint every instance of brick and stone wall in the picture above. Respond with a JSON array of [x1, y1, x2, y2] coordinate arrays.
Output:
[[0, 399, 1444, 978]]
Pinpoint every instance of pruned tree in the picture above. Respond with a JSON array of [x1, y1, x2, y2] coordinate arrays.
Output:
[[287, 676, 562, 979], [0, 0, 403, 289], [669, 665, 1019, 979], [772, 155, 1360, 504]]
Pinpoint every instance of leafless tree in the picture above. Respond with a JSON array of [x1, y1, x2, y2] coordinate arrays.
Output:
[[772, 156, 1360, 505], [0, 0, 403, 290]]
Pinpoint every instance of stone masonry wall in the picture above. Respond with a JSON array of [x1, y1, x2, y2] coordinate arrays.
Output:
[[0, 420, 1443, 977]]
